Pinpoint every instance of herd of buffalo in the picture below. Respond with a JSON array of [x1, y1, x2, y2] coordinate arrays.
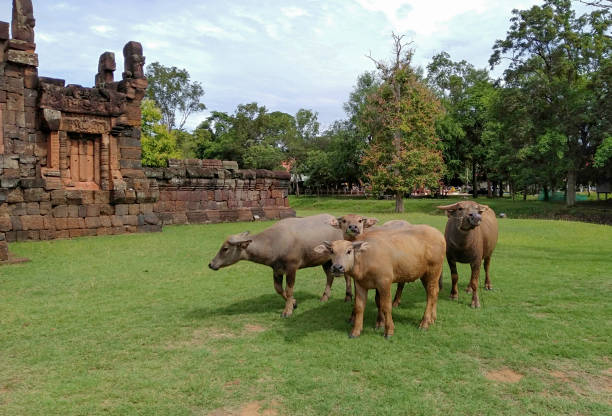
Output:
[[208, 200, 499, 339]]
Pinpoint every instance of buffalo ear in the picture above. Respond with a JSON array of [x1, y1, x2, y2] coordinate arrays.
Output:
[[352, 241, 369, 252], [478, 204, 489, 213], [364, 217, 378, 228], [314, 244, 330, 254], [327, 218, 340, 228], [228, 231, 252, 246]]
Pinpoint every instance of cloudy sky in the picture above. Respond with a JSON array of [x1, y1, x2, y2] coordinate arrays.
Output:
[[0, 1, 593, 130]]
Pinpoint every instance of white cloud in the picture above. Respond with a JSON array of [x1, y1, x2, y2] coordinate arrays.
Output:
[[281, 7, 308, 18], [90, 25, 115, 36]]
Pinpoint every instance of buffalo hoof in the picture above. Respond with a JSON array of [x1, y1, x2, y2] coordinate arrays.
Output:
[[319, 294, 329, 302], [465, 286, 473, 293], [485, 285, 493, 291], [280, 312, 292, 318], [383, 334, 393, 340], [374, 323, 384, 331], [348, 333, 360, 339], [344, 295, 352, 303], [392, 301, 401, 308], [450, 294, 459, 300], [470, 300, 481, 308]]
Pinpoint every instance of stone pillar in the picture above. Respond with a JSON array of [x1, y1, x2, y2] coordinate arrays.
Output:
[[11, 0, 35, 43], [47, 131, 59, 168]]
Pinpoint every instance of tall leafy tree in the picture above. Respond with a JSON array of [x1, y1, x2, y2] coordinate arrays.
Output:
[[140, 99, 181, 167], [426, 52, 496, 197], [490, 0, 611, 206], [145, 62, 206, 131], [361, 34, 445, 212]]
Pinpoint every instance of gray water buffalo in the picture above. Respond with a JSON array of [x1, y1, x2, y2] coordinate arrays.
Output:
[[315, 225, 446, 338], [208, 214, 344, 317], [437, 201, 498, 308]]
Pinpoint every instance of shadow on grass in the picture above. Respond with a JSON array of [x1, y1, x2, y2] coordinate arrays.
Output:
[[185, 283, 469, 341]]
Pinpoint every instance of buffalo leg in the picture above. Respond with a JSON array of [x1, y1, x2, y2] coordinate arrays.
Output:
[[392, 283, 404, 307], [420, 269, 441, 329], [349, 284, 367, 338], [449, 259, 459, 300], [273, 269, 286, 300], [374, 289, 384, 330], [483, 256, 492, 290], [378, 284, 394, 339], [469, 260, 481, 308], [344, 274, 353, 302], [281, 268, 298, 317], [320, 261, 333, 302]]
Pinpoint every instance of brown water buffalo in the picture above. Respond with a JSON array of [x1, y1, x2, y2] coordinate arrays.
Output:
[[315, 225, 445, 339], [437, 201, 498, 308], [329, 215, 414, 306], [208, 214, 344, 317]]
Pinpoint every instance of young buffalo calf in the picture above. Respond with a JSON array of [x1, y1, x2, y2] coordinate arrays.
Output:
[[437, 201, 498, 308], [315, 225, 445, 339], [329, 215, 414, 306]]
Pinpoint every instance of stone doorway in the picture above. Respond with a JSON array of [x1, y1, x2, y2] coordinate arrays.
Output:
[[66, 133, 101, 190]]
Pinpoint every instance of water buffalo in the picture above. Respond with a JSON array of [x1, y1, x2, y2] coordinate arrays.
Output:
[[329, 215, 414, 307], [437, 201, 498, 308], [315, 225, 446, 338], [208, 214, 344, 317]]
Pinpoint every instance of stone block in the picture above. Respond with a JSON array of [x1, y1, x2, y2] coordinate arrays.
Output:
[[20, 215, 44, 231], [115, 204, 128, 215], [100, 216, 112, 228], [66, 218, 85, 229], [39, 230, 56, 240], [39, 201, 52, 215], [53, 205, 68, 218], [85, 217, 101, 228], [128, 204, 139, 215], [96, 227, 112, 236], [25, 202, 40, 215], [86, 204, 100, 217], [0, 216, 12, 232], [54, 218, 68, 230], [7, 189, 24, 203], [110, 215, 123, 227], [23, 188, 47, 202], [55, 230, 70, 239]]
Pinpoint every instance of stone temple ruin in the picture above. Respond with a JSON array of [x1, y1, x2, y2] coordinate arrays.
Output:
[[0, 1, 294, 262]]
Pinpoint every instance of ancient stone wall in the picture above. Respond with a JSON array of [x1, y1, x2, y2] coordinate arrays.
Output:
[[146, 159, 294, 225], [0, 2, 294, 262]]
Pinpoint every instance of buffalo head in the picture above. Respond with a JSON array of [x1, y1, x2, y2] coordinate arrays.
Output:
[[437, 201, 489, 231], [314, 240, 370, 276], [328, 214, 378, 240], [208, 231, 252, 270]]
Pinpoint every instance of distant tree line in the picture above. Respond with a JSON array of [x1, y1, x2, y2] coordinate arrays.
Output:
[[142, 0, 611, 210]]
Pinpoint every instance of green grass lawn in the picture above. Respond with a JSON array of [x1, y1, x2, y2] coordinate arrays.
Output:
[[1, 200, 611, 415]]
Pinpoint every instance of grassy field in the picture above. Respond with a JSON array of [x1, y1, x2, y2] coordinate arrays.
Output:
[[1, 199, 611, 415]]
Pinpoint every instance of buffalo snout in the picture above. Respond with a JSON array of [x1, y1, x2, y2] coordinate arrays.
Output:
[[208, 262, 219, 271], [331, 264, 345, 275], [348, 224, 360, 234], [468, 212, 482, 226]]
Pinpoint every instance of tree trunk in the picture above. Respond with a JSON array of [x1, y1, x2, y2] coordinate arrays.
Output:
[[472, 163, 478, 199], [523, 189, 527, 200], [487, 178, 492, 198], [395, 191, 404, 213], [566, 169, 577, 207], [499, 182, 504, 198], [295, 175, 300, 197], [543, 185, 549, 201]]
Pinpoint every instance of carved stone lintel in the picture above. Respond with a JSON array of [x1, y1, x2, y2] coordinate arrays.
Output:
[[42, 108, 61, 131], [7, 49, 38, 66]]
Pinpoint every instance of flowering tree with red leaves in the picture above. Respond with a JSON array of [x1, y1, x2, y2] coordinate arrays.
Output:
[[361, 34, 446, 212]]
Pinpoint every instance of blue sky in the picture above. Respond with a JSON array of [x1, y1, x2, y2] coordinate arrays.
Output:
[[0, 1, 593, 130]]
